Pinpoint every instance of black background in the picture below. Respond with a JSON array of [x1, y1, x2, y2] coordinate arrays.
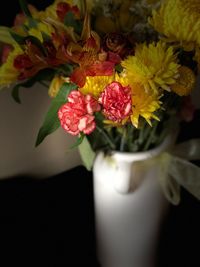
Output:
[[0, 0, 54, 26], [0, 1, 200, 266]]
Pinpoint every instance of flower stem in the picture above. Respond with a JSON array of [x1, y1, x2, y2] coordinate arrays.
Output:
[[96, 126, 116, 150], [143, 121, 158, 151], [120, 127, 127, 152]]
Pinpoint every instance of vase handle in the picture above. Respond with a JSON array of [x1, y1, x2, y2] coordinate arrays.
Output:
[[113, 160, 132, 194]]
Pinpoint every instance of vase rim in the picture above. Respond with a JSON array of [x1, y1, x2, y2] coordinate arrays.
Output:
[[110, 132, 177, 162]]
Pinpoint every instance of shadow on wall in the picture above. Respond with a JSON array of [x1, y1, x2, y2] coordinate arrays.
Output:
[[0, 83, 81, 180], [0, 1, 82, 180]]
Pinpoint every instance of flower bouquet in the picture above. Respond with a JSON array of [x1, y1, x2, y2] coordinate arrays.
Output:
[[1, 1, 200, 266], [0, 0, 200, 201]]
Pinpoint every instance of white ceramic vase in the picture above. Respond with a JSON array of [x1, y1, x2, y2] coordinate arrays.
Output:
[[93, 134, 175, 267]]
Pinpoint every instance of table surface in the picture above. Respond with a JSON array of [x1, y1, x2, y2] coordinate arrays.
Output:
[[0, 166, 200, 267]]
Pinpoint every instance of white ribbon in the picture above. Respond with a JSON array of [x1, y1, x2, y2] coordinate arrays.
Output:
[[157, 139, 200, 205]]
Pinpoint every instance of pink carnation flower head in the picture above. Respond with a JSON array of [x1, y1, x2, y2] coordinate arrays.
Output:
[[58, 90, 100, 136], [99, 81, 132, 122], [85, 94, 101, 114]]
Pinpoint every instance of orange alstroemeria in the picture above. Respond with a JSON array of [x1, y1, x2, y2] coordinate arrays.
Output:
[[64, 6, 115, 87], [13, 39, 66, 80]]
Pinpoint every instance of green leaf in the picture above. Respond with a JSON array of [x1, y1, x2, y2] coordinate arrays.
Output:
[[19, 0, 32, 17], [27, 17, 38, 28], [55, 64, 74, 77], [115, 64, 123, 72], [25, 35, 47, 56], [64, 11, 82, 34], [11, 69, 55, 103], [9, 30, 25, 45], [12, 79, 36, 103], [64, 11, 77, 27], [35, 82, 78, 147], [8, 32, 47, 55], [78, 136, 96, 171], [70, 133, 85, 149]]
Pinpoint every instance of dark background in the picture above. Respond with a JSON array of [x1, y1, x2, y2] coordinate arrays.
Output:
[[0, 0, 54, 26], [0, 1, 200, 266]]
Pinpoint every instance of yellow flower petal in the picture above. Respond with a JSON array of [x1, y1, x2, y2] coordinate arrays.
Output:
[[48, 75, 70, 98], [130, 83, 161, 128], [121, 41, 179, 93], [0, 45, 23, 87], [149, 0, 200, 52], [171, 66, 196, 96], [79, 75, 114, 98]]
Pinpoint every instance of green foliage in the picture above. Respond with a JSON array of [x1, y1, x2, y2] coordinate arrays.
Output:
[[9, 31, 26, 45], [19, 0, 32, 18], [12, 69, 55, 103], [9, 31, 47, 55], [78, 136, 95, 171], [35, 82, 77, 147], [70, 133, 85, 149], [64, 11, 82, 35], [115, 64, 123, 72]]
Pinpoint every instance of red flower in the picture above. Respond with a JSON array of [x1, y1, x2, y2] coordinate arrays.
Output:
[[56, 2, 80, 22], [99, 82, 132, 122], [70, 61, 115, 88], [103, 33, 133, 59], [13, 54, 33, 69], [58, 91, 100, 136], [85, 94, 101, 114]]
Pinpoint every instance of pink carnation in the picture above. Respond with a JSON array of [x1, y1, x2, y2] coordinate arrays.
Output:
[[99, 82, 132, 122], [58, 90, 100, 136]]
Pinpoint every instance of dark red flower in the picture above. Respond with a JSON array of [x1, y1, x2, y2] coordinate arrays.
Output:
[[13, 54, 33, 69], [56, 2, 80, 22], [103, 33, 133, 59]]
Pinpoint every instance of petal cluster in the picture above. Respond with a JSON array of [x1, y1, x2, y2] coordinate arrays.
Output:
[[99, 81, 132, 123], [58, 91, 100, 136], [149, 0, 200, 53], [121, 41, 179, 93]]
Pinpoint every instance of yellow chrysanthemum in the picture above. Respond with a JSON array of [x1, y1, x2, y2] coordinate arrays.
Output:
[[121, 41, 179, 93], [28, 22, 55, 43], [0, 45, 23, 87], [149, 0, 200, 50], [79, 75, 114, 98], [130, 83, 161, 128], [48, 75, 70, 98], [171, 66, 196, 96]]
